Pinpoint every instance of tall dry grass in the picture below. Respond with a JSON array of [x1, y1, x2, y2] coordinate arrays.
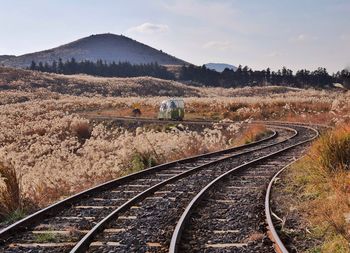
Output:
[[291, 125, 350, 252], [0, 72, 349, 224], [0, 162, 22, 219], [0, 98, 247, 220], [229, 124, 270, 146], [316, 127, 350, 173]]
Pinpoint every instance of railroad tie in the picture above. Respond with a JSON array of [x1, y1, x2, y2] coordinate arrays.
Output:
[[205, 243, 248, 248], [9, 242, 77, 248], [75, 205, 115, 209], [213, 230, 240, 234]]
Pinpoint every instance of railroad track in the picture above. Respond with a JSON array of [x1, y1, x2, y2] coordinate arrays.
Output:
[[84, 115, 330, 130], [169, 126, 318, 253], [82, 115, 228, 126], [0, 122, 318, 253], [264, 155, 309, 253]]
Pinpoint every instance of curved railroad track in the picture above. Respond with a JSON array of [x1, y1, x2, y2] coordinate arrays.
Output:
[[169, 125, 318, 253], [0, 122, 318, 253], [264, 154, 309, 253]]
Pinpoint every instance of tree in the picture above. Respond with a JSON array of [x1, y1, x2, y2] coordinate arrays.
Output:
[[52, 60, 57, 73], [30, 61, 36, 70], [265, 68, 271, 84], [28, 58, 337, 89], [38, 62, 44, 71], [57, 58, 64, 74]]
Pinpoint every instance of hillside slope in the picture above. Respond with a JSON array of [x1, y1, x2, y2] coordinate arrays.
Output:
[[0, 55, 16, 62], [0, 67, 312, 100], [0, 33, 189, 68], [0, 67, 199, 97]]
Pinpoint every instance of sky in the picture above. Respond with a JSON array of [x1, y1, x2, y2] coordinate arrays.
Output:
[[0, 0, 349, 72]]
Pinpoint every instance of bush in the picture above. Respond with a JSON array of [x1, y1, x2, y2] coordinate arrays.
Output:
[[231, 124, 269, 145], [70, 119, 91, 142], [316, 126, 350, 173], [130, 152, 157, 173], [0, 162, 23, 219]]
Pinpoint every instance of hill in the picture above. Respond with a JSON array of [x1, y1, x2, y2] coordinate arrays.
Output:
[[0, 55, 16, 62], [204, 63, 237, 72], [0, 33, 189, 68]]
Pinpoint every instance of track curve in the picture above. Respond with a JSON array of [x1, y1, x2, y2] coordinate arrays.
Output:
[[169, 125, 318, 253], [0, 124, 285, 252], [0, 122, 318, 253]]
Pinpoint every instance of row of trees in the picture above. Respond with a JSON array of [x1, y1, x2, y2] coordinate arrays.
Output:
[[179, 65, 349, 88], [29, 58, 175, 79], [29, 58, 350, 89]]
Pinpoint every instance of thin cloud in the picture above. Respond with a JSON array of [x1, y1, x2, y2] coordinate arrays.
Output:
[[163, 0, 237, 21], [340, 33, 350, 41], [290, 34, 317, 43], [265, 52, 283, 58], [202, 41, 235, 51], [296, 34, 306, 42], [162, 0, 257, 34], [128, 22, 169, 34]]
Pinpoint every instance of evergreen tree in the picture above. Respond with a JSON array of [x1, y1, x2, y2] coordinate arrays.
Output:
[[58, 58, 64, 74], [38, 62, 44, 71], [28, 58, 338, 89], [30, 60, 36, 70]]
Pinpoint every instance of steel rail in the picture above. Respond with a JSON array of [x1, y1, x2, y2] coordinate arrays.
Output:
[[0, 127, 278, 241], [254, 120, 331, 130], [264, 154, 310, 253], [86, 116, 331, 130], [264, 125, 319, 253], [168, 125, 318, 253], [69, 125, 298, 253], [83, 115, 233, 126]]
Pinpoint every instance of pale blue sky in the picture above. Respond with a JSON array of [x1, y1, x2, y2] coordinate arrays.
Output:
[[0, 0, 349, 72]]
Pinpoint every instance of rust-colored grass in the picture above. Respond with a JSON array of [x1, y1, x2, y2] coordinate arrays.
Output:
[[288, 124, 350, 252], [0, 162, 22, 218], [231, 124, 270, 146]]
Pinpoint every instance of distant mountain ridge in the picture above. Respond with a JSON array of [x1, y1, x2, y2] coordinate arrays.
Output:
[[0, 55, 16, 62], [0, 33, 189, 68], [204, 63, 237, 72]]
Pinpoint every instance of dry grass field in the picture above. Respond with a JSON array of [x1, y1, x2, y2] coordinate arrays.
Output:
[[283, 125, 350, 252], [0, 67, 349, 230]]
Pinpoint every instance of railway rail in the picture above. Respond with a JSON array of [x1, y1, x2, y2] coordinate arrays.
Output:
[[264, 159, 303, 253], [169, 126, 318, 253], [82, 115, 230, 126], [0, 122, 319, 253], [83, 114, 331, 130]]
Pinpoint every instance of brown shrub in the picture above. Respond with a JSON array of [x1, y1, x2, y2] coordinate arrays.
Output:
[[232, 124, 269, 146], [0, 162, 22, 218], [70, 119, 91, 141], [315, 126, 350, 173]]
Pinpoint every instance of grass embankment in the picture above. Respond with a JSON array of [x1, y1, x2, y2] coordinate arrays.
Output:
[[288, 124, 350, 252]]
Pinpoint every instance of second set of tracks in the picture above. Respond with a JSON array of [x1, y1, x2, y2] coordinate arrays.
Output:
[[0, 122, 319, 253]]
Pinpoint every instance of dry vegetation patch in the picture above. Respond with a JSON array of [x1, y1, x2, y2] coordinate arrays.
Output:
[[0, 97, 248, 222], [0, 67, 201, 97], [0, 162, 22, 218], [0, 68, 349, 226], [280, 125, 350, 252], [84, 91, 350, 125]]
